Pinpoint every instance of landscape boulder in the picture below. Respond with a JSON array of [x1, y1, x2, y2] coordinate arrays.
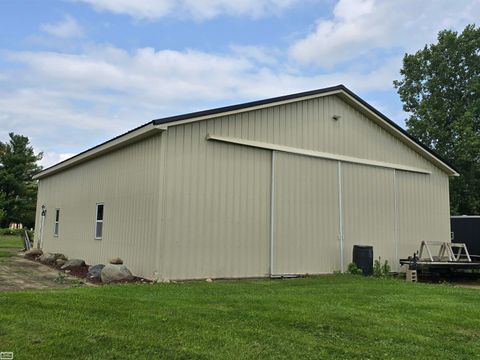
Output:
[[101, 264, 134, 283], [55, 258, 66, 267], [39, 253, 56, 265], [61, 259, 86, 270], [24, 248, 43, 259], [54, 253, 68, 261], [109, 257, 123, 265], [87, 264, 105, 279]]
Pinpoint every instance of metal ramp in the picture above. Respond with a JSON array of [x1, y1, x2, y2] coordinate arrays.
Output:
[[418, 241, 471, 262], [400, 241, 480, 273]]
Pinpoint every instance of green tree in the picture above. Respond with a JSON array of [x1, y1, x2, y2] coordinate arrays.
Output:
[[394, 24, 480, 214], [0, 191, 6, 224], [0, 133, 43, 227]]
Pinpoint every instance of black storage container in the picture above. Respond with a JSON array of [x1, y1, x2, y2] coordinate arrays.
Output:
[[451, 216, 480, 256], [353, 245, 373, 276]]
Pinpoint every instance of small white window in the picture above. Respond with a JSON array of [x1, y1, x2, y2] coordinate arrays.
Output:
[[95, 203, 104, 239], [54, 209, 60, 236]]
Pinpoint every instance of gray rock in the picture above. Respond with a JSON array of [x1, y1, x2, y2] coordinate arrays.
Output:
[[61, 259, 86, 270], [39, 253, 56, 265], [87, 264, 105, 279], [55, 258, 66, 267], [101, 264, 134, 283], [109, 257, 123, 265], [54, 253, 67, 261], [25, 248, 43, 259]]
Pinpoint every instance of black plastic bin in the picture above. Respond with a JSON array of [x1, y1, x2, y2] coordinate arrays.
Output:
[[451, 216, 480, 256], [353, 245, 373, 276]]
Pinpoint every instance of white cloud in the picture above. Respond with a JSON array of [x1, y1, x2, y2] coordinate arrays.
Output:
[[39, 152, 76, 168], [2, 44, 404, 165], [230, 45, 280, 65], [290, 0, 480, 67], [6, 47, 255, 103], [40, 15, 84, 39], [5, 45, 399, 111], [77, 0, 298, 20]]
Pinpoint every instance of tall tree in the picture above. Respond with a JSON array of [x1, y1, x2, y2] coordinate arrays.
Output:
[[0, 133, 43, 227], [394, 24, 480, 215]]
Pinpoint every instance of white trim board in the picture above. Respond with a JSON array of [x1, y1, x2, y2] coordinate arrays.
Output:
[[269, 151, 276, 277], [206, 134, 432, 175]]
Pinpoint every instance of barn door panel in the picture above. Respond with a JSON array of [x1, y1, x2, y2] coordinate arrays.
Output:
[[273, 152, 340, 275], [341, 164, 396, 270]]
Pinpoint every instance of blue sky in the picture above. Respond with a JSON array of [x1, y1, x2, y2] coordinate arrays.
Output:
[[1, 0, 479, 167]]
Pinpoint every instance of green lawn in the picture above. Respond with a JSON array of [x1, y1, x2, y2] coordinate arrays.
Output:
[[0, 251, 16, 258], [0, 234, 23, 249], [1, 276, 480, 359]]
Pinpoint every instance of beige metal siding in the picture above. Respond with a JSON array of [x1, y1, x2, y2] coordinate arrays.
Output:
[[201, 95, 439, 174], [35, 134, 163, 279], [396, 168, 451, 260], [273, 152, 340, 274], [158, 123, 271, 280]]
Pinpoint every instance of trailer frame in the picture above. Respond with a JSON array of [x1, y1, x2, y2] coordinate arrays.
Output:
[[400, 241, 480, 273]]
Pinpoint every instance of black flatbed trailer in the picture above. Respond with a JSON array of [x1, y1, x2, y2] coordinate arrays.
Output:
[[400, 258, 480, 271], [399, 241, 480, 275]]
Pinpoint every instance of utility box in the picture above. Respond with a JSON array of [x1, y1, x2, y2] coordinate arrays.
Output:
[[451, 216, 480, 256], [353, 245, 373, 276]]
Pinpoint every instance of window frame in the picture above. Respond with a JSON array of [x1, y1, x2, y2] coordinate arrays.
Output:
[[94, 202, 104, 240], [53, 208, 60, 237]]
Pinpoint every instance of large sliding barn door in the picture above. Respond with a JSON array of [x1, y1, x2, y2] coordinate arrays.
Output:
[[272, 152, 340, 275], [204, 135, 442, 278]]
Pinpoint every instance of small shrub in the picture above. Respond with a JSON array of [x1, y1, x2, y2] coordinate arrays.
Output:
[[373, 257, 391, 277], [373, 258, 382, 277], [347, 262, 363, 275], [382, 260, 391, 275]]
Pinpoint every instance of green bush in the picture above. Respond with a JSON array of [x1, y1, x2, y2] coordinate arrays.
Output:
[[347, 262, 363, 275], [382, 259, 391, 275], [0, 228, 24, 236], [373, 257, 391, 277]]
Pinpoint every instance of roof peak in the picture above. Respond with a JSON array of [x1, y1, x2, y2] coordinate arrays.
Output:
[[34, 84, 458, 179]]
